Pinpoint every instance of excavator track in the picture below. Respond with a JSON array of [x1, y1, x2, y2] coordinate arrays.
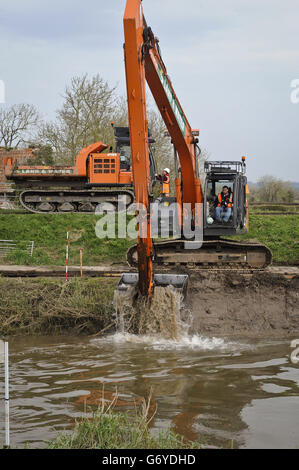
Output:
[[19, 189, 134, 214], [127, 238, 273, 270]]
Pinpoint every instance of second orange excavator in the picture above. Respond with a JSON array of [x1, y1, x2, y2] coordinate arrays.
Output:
[[3, 125, 156, 213]]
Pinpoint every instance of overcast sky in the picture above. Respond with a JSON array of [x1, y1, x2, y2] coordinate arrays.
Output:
[[0, 0, 298, 181]]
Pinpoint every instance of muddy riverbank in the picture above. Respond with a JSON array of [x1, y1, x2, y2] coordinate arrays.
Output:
[[0, 269, 298, 338], [185, 269, 299, 338]]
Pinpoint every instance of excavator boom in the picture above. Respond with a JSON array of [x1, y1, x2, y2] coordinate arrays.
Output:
[[123, 0, 154, 296], [122, 0, 203, 296]]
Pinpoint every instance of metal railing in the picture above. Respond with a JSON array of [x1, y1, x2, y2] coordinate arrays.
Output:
[[0, 185, 18, 210], [0, 240, 34, 257], [0, 182, 15, 192]]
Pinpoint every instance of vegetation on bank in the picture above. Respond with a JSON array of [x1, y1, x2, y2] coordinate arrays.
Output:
[[229, 214, 298, 264], [250, 204, 299, 214], [0, 212, 298, 266], [0, 213, 136, 266], [0, 277, 117, 337], [47, 393, 200, 450], [248, 176, 298, 204]]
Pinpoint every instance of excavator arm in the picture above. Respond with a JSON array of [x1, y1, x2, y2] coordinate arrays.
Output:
[[123, 0, 154, 296], [123, 0, 202, 296]]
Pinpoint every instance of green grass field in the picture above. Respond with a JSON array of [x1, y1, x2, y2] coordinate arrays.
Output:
[[230, 214, 298, 264], [0, 213, 136, 266], [0, 212, 298, 266]]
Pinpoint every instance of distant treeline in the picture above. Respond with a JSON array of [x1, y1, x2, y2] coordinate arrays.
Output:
[[248, 176, 298, 203]]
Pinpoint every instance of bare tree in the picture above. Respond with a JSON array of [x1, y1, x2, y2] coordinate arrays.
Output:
[[257, 175, 296, 203], [0, 103, 40, 149], [38, 73, 211, 181], [146, 105, 209, 196], [39, 74, 120, 163]]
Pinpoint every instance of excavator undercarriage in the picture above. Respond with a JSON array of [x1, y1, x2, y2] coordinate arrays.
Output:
[[18, 188, 134, 214], [126, 238, 272, 271]]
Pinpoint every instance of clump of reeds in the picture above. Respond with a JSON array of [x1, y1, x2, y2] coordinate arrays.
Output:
[[0, 277, 117, 336], [47, 389, 200, 449]]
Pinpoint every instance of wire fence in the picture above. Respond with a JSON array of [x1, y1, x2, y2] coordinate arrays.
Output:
[[0, 185, 19, 210], [0, 240, 34, 257]]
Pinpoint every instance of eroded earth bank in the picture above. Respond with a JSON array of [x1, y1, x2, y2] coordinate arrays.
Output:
[[186, 268, 299, 338], [0, 268, 298, 338]]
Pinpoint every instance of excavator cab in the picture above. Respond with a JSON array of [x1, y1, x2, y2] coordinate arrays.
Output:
[[203, 159, 248, 237], [114, 127, 131, 171], [114, 126, 157, 185]]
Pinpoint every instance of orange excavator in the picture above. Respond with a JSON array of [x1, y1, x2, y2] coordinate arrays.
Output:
[[118, 0, 272, 297], [3, 125, 156, 213]]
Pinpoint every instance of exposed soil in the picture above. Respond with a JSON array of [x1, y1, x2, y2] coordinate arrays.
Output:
[[0, 268, 298, 338], [185, 270, 299, 338]]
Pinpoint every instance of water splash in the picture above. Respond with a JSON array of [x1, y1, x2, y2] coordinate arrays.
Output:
[[113, 285, 190, 341], [112, 285, 249, 351], [111, 331, 235, 351]]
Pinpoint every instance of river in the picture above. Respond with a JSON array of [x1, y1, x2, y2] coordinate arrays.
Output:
[[0, 333, 298, 449]]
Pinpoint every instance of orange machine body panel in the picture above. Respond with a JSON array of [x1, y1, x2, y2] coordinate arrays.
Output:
[[4, 163, 75, 179], [88, 153, 132, 185], [4, 142, 133, 187], [75, 142, 108, 176]]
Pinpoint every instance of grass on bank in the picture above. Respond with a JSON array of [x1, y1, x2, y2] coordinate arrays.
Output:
[[0, 277, 117, 336], [250, 204, 299, 214], [47, 391, 200, 450], [0, 212, 298, 266], [229, 214, 299, 264], [0, 213, 136, 266]]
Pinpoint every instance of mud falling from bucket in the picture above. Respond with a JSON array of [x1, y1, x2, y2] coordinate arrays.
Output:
[[113, 286, 191, 341]]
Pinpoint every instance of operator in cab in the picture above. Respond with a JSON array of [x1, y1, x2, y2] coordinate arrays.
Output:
[[215, 185, 233, 223], [156, 168, 170, 197]]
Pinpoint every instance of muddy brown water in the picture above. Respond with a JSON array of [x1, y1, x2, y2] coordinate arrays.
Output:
[[0, 333, 298, 449]]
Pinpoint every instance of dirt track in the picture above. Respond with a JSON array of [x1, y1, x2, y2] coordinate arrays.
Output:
[[186, 269, 299, 338], [0, 264, 298, 278]]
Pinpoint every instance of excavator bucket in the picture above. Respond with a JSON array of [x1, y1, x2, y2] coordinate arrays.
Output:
[[117, 273, 188, 298]]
